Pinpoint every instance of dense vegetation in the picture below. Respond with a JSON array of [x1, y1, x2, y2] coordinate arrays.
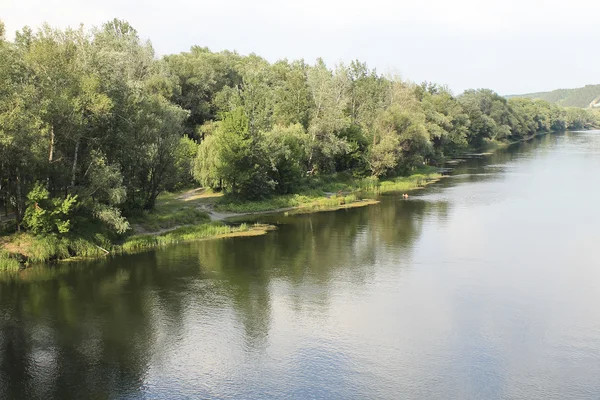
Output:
[[508, 84, 600, 108], [1, 19, 598, 265]]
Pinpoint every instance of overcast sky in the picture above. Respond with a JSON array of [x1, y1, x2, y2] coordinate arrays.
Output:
[[3, 0, 599, 95]]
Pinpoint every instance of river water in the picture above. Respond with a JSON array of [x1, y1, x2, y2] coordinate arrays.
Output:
[[1, 131, 600, 399]]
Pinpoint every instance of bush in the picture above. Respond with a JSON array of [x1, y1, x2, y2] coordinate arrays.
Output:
[[23, 183, 77, 235]]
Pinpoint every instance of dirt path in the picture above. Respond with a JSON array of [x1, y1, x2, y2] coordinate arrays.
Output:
[[131, 224, 188, 236], [197, 204, 298, 221], [176, 187, 209, 201], [198, 198, 381, 222]]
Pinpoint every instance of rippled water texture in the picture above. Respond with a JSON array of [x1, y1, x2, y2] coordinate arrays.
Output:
[[1, 131, 600, 399]]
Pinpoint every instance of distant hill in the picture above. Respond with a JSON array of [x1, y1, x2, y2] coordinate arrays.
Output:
[[507, 84, 600, 108]]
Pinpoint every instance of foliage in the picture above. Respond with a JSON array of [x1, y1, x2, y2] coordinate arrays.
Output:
[[172, 135, 198, 190], [23, 183, 78, 234], [194, 107, 273, 199], [263, 123, 309, 194]]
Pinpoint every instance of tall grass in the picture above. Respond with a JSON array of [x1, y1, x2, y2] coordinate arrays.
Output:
[[375, 173, 442, 194], [0, 251, 20, 272], [3, 233, 108, 264], [302, 194, 358, 210], [28, 235, 70, 263], [121, 222, 255, 253]]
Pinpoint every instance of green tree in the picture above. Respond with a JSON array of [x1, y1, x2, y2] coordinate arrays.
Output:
[[271, 60, 311, 128], [194, 107, 272, 199], [459, 89, 512, 144], [165, 46, 241, 138], [263, 124, 308, 194], [306, 59, 351, 172], [417, 83, 469, 158]]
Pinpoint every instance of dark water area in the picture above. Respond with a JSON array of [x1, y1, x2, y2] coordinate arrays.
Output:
[[1, 131, 600, 399]]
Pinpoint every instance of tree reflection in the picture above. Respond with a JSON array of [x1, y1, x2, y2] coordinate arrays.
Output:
[[0, 184, 452, 399]]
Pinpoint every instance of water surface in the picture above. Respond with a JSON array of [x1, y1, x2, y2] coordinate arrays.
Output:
[[2, 131, 600, 399]]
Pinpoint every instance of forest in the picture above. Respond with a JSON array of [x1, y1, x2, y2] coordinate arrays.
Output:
[[1, 19, 598, 264]]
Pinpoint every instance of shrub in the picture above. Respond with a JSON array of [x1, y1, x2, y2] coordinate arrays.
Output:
[[23, 183, 77, 235]]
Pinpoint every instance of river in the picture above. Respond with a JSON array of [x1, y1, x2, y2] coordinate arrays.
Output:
[[1, 131, 600, 399]]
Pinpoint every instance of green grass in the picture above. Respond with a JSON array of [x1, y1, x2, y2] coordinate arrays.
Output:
[[0, 251, 21, 272], [120, 222, 267, 253], [216, 193, 363, 214], [28, 235, 71, 263], [215, 195, 302, 213], [300, 194, 358, 210], [128, 192, 211, 232], [375, 173, 442, 194]]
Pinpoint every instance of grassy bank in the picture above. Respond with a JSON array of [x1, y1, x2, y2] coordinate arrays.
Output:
[[121, 222, 274, 253], [0, 221, 274, 269], [215, 193, 364, 214], [216, 167, 442, 214], [128, 189, 217, 233]]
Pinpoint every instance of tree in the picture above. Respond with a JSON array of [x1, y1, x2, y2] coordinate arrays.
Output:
[[459, 89, 512, 144], [165, 46, 241, 138], [91, 19, 187, 210], [417, 83, 469, 158], [271, 60, 311, 128], [306, 59, 351, 172], [263, 124, 308, 194], [0, 30, 45, 229], [194, 107, 272, 199], [347, 60, 386, 132]]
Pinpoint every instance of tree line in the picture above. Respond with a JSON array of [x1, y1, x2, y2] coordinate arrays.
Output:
[[0, 19, 598, 236]]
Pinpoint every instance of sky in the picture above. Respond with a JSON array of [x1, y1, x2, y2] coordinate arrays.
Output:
[[3, 0, 599, 95]]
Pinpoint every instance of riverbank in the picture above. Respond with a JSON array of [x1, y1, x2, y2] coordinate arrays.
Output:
[[0, 129, 569, 270], [0, 168, 442, 270], [0, 223, 277, 271], [0, 128, 573, 270], [212, 168, 442, 214]]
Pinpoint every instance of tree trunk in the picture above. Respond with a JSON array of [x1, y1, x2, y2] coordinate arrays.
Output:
[[15, 168, 23, 232], [47, 124, 54, 188], [48, 125, 55, 162], [70, 139, 80, 189]]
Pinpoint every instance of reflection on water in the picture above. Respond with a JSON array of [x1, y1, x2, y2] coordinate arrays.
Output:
[[1, 132, 600, 399]]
